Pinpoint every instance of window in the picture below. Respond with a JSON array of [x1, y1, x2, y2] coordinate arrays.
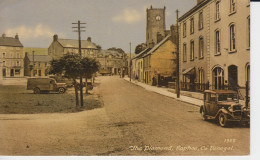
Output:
[[248, 16, 250, 48], [229, 24, 236, 51], [199, 12, 203, 30], [38, 62, 41, 67], [3, 61, 5, 67], [199, 68, 204, 84], [17, 61, 20, 66], [216, 1, 220, 20], [190, 40, 194, 61], [213, 67, 224, 90], [199, 37, 204, 58], [183, 22, 187, 37], [230, 0, 236, 13], [190, 17, 194, 34], [215, 30, 221, 54], [3, 53, 5, 58], [183, 43, 187, 62]]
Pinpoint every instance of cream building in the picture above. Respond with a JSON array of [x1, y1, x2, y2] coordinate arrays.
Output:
[[48, 35, 98, 59], [0, 33, 24, 78], [179, 0, 250, 93]]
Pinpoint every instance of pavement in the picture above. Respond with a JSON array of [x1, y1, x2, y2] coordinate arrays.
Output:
[[124, 77, 203, 107]]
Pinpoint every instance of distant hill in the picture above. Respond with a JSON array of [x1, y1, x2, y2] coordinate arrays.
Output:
[[23, 47, 48, 55]]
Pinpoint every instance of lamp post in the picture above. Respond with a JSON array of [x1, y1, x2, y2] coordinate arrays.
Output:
[[176, 10, 180, 98], [129, 42, 132, 82]]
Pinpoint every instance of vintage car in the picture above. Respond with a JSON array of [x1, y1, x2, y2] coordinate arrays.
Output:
[[200, 90, 250, 127], [27, 78, 67, 94]]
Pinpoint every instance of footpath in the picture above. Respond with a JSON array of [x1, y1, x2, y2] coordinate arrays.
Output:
[[124, 77, 203, 107]]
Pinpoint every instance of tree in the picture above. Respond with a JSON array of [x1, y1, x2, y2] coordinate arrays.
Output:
[[49, 54, 100, 107], [81, 57, 100, 94], [107, 47, 125, 54], [135, 43, 146, 54]]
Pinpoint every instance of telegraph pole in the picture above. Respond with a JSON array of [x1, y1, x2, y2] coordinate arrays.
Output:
[[176, 10, 180, 98], [129, 42, 132, 82], [72, 20, 86, 107]]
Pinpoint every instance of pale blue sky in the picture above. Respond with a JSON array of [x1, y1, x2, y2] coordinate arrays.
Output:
[[0, 0, 196, 52]]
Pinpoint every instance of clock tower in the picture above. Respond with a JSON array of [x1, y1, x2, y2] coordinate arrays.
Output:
[[146, 5, 166, 47]]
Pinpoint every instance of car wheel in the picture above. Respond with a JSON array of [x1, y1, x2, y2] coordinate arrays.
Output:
[[219, 113, 228, 127], [201, 109, 207, 121], [33, 88, 40, 94], [58, 87, 66, 94]]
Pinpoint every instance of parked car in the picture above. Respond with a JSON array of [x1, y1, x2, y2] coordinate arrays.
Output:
[[27, 78, 67, 94], [200, 90, 250, 127]]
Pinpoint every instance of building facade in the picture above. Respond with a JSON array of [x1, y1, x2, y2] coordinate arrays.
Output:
[[97, 50, 127, 75], [24, 52, 51, 77], [179, 0, 250, 94], [0, 33, 24, 78], [143, 35, 177, 85], [48, 35, 98, 59]]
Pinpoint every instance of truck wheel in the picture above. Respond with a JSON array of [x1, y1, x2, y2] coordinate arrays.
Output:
[[219, 113, 228, 127], [33, 88, 40, 94], [58, 87, 66, 94], [201, 109, 207, 121]]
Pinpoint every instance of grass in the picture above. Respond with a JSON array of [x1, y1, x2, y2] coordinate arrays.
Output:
[[0, 85, 103, 114]]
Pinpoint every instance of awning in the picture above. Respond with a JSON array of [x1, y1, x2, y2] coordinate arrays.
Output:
[[182, 67, 195, 75]]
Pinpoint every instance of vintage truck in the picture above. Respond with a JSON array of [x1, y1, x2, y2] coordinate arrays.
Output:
[[99, 69, 112, 76], [27, 78, 67, 94]]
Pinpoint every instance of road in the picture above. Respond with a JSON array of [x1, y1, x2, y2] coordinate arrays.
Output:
[[0, 76, 249, 155]]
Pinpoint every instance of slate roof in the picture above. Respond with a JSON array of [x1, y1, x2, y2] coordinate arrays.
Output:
[[142, 35, 171, 58], [57, 39, 97, 49], [132, 48, 152, 60], [98, 50, 123, 57], [0, 37, 23, 47], [27, 55, 52, 62]]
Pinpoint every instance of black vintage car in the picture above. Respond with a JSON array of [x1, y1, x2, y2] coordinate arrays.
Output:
[[200, 90, 250, 127]]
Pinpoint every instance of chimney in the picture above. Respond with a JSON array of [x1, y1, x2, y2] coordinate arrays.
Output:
[[2, 33, 6, 38], [157, 32, 163, 43], [53, 34, 58, 41], [15, 33, 19, 39], [87, 37, 91, 42], [150, 5, 152, 9], [197, 0, 204, 4], [149, 41, 155, 49]]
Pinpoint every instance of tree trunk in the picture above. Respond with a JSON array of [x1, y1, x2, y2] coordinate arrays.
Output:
[[73, 79, 79, 107], [85, 77, 88, 94]]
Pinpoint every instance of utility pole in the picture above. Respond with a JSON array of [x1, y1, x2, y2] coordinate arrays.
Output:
[[32, 50, 35, 76], [176, 10, 180, 98], [72, 20, 86, 107], [129, 42, 132, 82]]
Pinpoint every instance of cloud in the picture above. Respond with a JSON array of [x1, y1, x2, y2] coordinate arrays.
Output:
[[112, 8, 142, 24], [5, 24, 63, 39]]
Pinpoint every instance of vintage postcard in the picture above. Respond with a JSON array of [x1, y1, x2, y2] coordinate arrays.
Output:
[[0, 0, 253, 158]]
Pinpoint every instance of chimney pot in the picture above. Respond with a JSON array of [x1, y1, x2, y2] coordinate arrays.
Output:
[[53, 34, 58, 41], [15, 33, 19, 39]]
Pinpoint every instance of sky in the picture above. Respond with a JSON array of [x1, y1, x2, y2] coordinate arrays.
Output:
[[0, 0, 196, 53]]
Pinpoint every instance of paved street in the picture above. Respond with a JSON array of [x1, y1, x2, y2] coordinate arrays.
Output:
[[0, 76, 249, 155]]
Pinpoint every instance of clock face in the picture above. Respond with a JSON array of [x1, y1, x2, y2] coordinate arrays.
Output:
[[155, 15, 161, 21]]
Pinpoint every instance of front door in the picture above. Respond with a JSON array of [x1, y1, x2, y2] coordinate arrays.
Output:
[[228, 65, 238, 90], [10, 69, 14, 77]]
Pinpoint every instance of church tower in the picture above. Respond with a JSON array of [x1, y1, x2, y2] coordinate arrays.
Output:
[[146, 5, 166, 47]]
